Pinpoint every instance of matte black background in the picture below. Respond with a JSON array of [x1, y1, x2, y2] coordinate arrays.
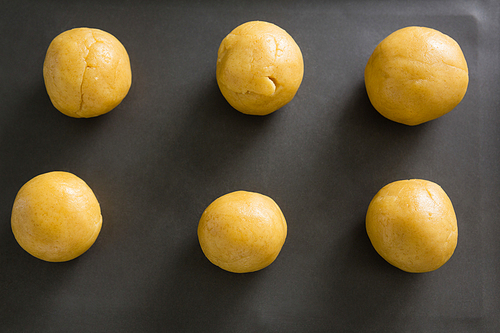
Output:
[[1, 1, 499, 332]]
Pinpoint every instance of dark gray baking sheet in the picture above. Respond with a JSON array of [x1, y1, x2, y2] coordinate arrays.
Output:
[[1, 0, 499, 332]]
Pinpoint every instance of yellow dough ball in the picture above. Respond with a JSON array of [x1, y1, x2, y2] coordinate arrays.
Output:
[[366, 179, 458, 273], [216, 21, 304, 115], [198, 191, 287, 273], [11, 171, 102, 262], [364, 26, 468, 125], [43, 27, 132, 118]]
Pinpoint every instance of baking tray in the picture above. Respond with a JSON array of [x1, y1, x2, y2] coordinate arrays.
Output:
[[1, 0, 499, 332]]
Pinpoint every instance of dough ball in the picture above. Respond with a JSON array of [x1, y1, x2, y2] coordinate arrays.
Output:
[[43, 27, 132, 118], [216, 21, 304, 115], [364, 26, 468, 125], [198, 191, 287, 273], [11, 171, 102, 262], [366, 179, 458, 273]]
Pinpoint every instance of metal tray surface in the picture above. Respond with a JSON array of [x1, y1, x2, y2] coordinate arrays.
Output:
[[1, 1, 499, 332]]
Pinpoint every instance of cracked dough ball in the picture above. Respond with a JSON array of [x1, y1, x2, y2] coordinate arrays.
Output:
[[216, 21, 304, 115], [198, 191, 287, 273], [365, 26, 468, 125], [366, 179, 458, 273], [43, 27, 132, 118], [11, 171, 102, 262]]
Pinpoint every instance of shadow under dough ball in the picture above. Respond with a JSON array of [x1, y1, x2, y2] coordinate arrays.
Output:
[[43, 27, 132, 118]]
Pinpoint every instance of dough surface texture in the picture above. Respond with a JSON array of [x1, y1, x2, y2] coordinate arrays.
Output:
[[198, 190, 287, 273], [216, 21, 304, 115], [43, 27, 132, 118], [11, 171, 102, 262], [365, 26, 468, 125], [366, 179, 458, 273]]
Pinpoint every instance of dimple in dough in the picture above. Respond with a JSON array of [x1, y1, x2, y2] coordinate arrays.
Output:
[[43, 27, 132, 118], [216, 21, 304, 115]]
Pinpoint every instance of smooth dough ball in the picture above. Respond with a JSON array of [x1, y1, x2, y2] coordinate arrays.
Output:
[[11, 171, 102, 262], [364, 26, 468, 125], [198, 191, 287, 273], [216, 21, 304, 115], [43, 27, 132, 118], [366, 179, 458, 273]]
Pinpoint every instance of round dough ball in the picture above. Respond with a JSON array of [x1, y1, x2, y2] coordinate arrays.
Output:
[[43, 27, 132, 118], [366, 179, 458, 273], [11, 171, 102, 262], [216, 21, 304, 115], [198, 190, 287, 273], [364, 26, 468, 125]]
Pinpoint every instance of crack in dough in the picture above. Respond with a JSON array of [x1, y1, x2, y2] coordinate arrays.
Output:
[[78, 30, 97, 116], [391, 55, 468, 74]]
